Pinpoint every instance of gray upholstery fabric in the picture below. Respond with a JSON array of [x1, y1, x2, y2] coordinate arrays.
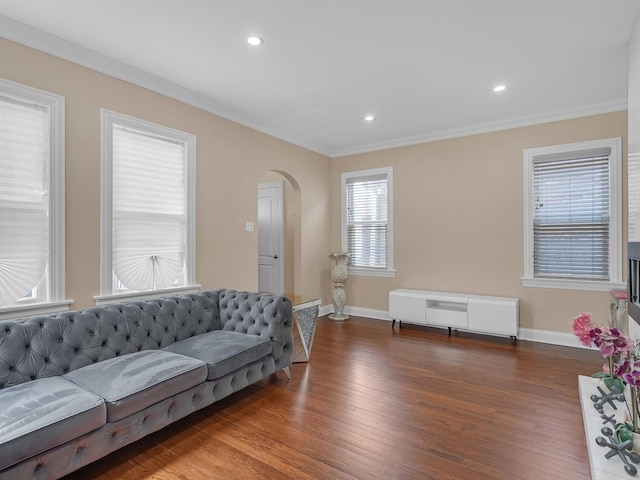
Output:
[[0, 290, 222, 389], [0, 357, 277, 480], [0, 289, 292, 480], [0, 377, 105, 471], [218, 290, 293, 369], [162, 330, 272, 380], [63, 350, 207, 422]]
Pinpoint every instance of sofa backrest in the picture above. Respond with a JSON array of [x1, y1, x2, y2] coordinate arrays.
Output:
[[218, 290, 293, 369], [0, 290, 222, 389]]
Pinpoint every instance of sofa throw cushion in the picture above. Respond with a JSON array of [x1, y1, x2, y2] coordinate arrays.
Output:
[[0, 376, 106, 471], [162, 330, 272, 380], [63, 350, 206, 422]]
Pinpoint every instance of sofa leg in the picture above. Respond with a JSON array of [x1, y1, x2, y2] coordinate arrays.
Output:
[[283, 367, 291, 380]]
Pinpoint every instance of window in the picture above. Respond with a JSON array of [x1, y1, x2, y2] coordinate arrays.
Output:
[[98, 110, 197, 304], [522, 137, 623, 291], [0, 78, 69, 318], [341, 167, 395, 277]]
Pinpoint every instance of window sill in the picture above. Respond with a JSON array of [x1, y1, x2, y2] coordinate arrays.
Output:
[[347, 267, 396, 278], [94, 285, 202, 306], [521, 277, 626, 292], [0, 299, 74, 321]]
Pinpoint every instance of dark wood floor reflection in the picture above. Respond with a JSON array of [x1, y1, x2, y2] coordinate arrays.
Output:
[[65, 316, 601, 479]]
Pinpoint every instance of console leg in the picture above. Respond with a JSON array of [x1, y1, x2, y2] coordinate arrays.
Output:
[[510, 336, 517, 345], [448, 327, 452, 336], [392, 319, 396, 328], [283, 367, 291, 380]]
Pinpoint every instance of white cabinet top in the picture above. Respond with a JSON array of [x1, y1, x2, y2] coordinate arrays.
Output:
[[390, 289, 519, 305]]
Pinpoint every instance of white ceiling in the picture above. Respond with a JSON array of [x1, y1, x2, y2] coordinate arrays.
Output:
[[0, 0, 638, 157]]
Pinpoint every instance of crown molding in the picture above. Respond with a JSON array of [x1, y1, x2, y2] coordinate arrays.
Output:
[[0, 15, 331, 157], [330, 98, 628, 158], [0, 15, 628, 160]]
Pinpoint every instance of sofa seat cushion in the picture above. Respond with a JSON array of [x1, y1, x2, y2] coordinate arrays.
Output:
[[0, 376, 106, 470], [162, 330, 272, 380], [63, 350, 206, 422]]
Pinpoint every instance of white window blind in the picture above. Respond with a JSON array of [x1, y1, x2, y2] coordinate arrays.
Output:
[[0, 95, 50, 307], [532, 147, 611, 280], [111, 125, 187, 291], [346, 173, 388, 269]]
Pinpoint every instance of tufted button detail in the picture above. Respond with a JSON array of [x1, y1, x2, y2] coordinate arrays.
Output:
[[4, 328, 10, 334], [102, 341, 107, 346], [90, 331, 95, 336], [74, 348, 79, 353], [58, 337, 63, 343], [44, 357, 49, 363], [8, 366, 13, 371]]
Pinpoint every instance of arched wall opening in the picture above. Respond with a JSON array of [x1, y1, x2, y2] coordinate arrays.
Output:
[[258, 170, 302, 297]]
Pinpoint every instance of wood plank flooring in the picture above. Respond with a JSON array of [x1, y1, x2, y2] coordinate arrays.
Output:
[[65, 316, 603, 480]]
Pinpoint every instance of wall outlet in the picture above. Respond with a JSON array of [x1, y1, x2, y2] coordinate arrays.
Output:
[[245, 221, 254, 232]]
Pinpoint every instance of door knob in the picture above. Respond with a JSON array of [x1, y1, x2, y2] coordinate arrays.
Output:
[[272, 254, 278, 259]]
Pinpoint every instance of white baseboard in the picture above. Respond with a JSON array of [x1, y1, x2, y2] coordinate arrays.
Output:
[[319, 304, 334, 317], [517, 327, 592, 350], [319, 304, 594, 350], [344, 305, 391, 321]]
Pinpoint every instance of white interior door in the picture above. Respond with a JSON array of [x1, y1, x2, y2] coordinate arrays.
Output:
[[258, 181, 284, 294]]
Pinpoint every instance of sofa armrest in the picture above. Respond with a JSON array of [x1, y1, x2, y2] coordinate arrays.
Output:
[[218, 290, 293, 370]]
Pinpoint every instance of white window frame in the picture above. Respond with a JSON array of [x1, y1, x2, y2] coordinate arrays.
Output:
[[522, 137, 624, 292], [0, 78, 71, 320], [341, 167, 396, 278], [97, 110, 198, 305]]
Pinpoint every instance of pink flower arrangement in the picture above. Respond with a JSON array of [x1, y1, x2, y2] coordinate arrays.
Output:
[[571, 311, 634, 358], [617, 358, 640, 386]]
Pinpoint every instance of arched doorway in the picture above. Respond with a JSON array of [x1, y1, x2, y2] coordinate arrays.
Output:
[[258, 170, 301, 296]]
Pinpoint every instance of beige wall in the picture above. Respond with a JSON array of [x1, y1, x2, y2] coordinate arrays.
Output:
[[0, 36, 630, 332], [0, 38, 332, 309], [331, 112, 628, 333]]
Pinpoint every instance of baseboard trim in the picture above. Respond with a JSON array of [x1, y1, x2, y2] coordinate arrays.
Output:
[[320, 304, 593, 350], [344, 305, 391, 321], [319, 304, 334, 317], [517, 327, 592, 349]]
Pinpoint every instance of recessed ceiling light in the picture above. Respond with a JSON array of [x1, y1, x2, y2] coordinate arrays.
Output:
[[364, 115, 375, 122], [247, 36, 263, 46], [493, 85, 506, 92]]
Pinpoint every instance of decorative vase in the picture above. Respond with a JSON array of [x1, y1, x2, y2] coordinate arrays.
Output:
[[328, 252, 349, 321]]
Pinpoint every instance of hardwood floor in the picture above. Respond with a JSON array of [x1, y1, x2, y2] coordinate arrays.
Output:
[[65, 316, 602, 480]]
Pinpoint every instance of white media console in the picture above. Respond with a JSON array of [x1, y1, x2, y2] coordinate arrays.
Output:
[[389, 289, 519, 343]]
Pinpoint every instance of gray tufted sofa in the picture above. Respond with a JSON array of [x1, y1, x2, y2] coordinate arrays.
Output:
[[0, 289, 293, 480]]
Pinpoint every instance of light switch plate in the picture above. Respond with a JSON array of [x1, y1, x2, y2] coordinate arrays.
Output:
[[245, 221, 254, 232]]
